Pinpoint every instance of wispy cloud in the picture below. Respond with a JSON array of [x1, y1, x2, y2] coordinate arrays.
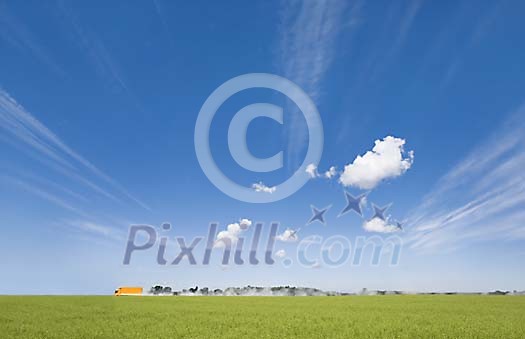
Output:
[[1, 174, 90, 218], [278, 0, 362, 167], [279, 0, 355, 101], [152, 0, 176, 48], [406, 105, 525, 251], [0, 2, 66, 77], [3, 169, 88, 203], [336, 1, 424, 144], [54, 2, 146, 114], [0, 88, 150, 210], [366, 0, 424, 83], [62, 219, 126, 242], [55, 3, 127, 92], [441, 1, 505, 88]]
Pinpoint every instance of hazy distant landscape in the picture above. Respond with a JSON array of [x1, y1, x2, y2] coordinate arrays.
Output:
[[149, 285, 525, 297]]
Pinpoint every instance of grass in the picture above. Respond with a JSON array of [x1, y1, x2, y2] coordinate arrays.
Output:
[[1, 295, 524, 338]]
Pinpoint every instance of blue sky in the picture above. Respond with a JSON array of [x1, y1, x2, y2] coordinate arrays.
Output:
[[1, 0, 525, 294]]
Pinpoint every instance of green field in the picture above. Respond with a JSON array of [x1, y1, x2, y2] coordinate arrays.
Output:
[[1, 296, 524, 338]]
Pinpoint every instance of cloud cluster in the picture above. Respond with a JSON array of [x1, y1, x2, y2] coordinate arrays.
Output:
[[305, 137, 413, 190], [214, 219, 252, 248], [363, 218, 400, 233], [339, 136, 414, 189], [252, 182, 276, 194], [305, 164, 338, 179]]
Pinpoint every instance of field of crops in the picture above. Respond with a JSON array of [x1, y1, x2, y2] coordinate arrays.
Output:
[[1, 295, 524, 338]]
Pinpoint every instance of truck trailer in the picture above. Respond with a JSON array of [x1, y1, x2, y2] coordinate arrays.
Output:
[[114, 287, 143, 296]]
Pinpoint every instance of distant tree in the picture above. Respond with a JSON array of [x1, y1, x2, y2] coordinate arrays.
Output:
[[489, 290, 509, 295], [150, 285, 164, 295], [162, 286, 172, 294]]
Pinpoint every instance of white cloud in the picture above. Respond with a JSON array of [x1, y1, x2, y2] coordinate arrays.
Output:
[[324, 166, 337, 179], [252, 182, 276, 194], [363, 218, 400, 233], [214, 219, 252, 248], [238, 218, 252, 230], [305, 163, 318, 178], [275, 249, 286, 258], [339, 136, 414, 189], [276, 228, 299, 242]]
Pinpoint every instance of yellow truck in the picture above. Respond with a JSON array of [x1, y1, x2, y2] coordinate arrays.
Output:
[[114, 287, 143, 296]]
